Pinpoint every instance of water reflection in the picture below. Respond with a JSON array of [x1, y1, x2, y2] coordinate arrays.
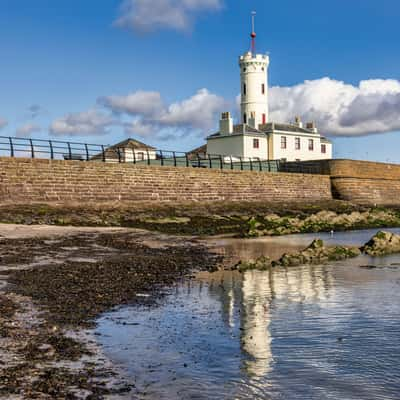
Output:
[[96, 231, 400, 399]]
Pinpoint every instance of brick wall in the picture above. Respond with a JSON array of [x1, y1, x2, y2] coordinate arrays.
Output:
[[283, 159, 400, 205], [0, 157, 332, 204], [329, 160, 400, 205]]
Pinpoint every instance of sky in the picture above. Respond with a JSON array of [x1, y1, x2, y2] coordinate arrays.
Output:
[[0, 0, 400, 160]]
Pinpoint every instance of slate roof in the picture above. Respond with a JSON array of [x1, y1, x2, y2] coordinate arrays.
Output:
[[259, 122, 315, 134], [106, 138, 156, 150], [91, 138, 156, 161]]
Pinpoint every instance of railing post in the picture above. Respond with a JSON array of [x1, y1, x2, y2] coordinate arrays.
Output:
[[147, 149, 150, 165], [219, 154, 223, 170], [239, 156, 243, 171], [208, 154, 212, 169], [173, 151, 177, 167], [197, 154, 201, 168], [133, 150, 136, 164], [117, 147, 122, 163], [249, 158, 253, 171], [258, 157, 262, 171], [29, 139, 35, 158], [9, 137, 14, 157], [185, 153, 189, 167], [267, 160, 271, 172], [85, 144, 89, 161], [230, 155, 233, 170], [49, 140, 54, 160], [101, 145, 106, 162], [160, 150, 164, 166], [67, 142, 72, 160]]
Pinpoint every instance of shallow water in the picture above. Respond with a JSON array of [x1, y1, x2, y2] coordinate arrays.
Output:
[[96, 229, 400, 399]]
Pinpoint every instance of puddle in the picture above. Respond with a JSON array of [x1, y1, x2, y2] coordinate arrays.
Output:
[[96, 229, 400, 399]]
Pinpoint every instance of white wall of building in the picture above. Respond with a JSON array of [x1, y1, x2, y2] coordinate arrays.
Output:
[[239, 52, 269, 128], [123, 148, 157, 162], [207, 134, 269, 160], [207, 135, 244, 157], [243, 135, 268, 160], [270, 132, 332, 161]]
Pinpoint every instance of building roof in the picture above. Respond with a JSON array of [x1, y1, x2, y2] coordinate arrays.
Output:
[[187, 144, 207, 155], [207, 124, 263, 139], [106, 138, 156, 151], [259, 122, 315, 134], [91, 138, 156, 161]]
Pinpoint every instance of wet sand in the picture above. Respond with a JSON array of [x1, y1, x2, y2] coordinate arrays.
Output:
[[0, 224, 220, 399]]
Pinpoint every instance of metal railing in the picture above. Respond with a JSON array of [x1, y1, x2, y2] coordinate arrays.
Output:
[[0, 136, 322, 174]]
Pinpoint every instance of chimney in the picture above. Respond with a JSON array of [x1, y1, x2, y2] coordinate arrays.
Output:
[[306, 121, 318, 133], [294, 116, 303, 128], [219, 112, 233, 134], [248, 111, 256, 128]]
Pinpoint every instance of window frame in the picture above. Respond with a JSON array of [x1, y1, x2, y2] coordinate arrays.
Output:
[[281, 136, 287, 150], [253, 138, 260, 149], [295, 137, 301, 150], [321, 144, 326, 154], [308, 139, 314, 151]]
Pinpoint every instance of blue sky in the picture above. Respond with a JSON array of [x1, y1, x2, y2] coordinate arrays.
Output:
[[1, 0, 400, 160]]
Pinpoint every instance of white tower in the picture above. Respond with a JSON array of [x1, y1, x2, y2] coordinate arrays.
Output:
[[239, 12, 270, 128]]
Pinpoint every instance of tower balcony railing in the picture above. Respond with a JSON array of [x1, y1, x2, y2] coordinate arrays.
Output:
[[0, 135, 323, 174]]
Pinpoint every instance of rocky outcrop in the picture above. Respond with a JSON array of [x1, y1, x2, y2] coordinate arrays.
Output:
[[233, 239, 361, 271], [243, 209, 400, 237], [361, 231, 400, 256], [273, 240, 361, 267]]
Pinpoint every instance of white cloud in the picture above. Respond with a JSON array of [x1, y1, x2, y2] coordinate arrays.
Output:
[[98, 91, 163, 117], [0, 118, 7, 131], [123, 119, 155, 137], [16, 123, 41, 138], [114, 0, 222, 33], [49, 109, 115, 136], [159, 88, 226, 129], [268, 77, 400, 136], [100, 88, 226, 138]]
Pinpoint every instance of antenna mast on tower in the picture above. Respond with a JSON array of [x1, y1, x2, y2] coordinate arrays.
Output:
[[251, 11, 256, 56]]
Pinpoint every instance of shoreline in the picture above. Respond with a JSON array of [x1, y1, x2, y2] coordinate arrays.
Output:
[[1, 219, 399, 398], [0, 225, 220, 399]]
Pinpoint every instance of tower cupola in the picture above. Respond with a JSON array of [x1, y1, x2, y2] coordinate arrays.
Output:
[[239, 12, 269, 129]]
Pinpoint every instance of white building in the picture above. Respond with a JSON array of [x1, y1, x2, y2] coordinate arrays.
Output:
[[92, 138, 157, 162], [206, 18, 332, 162]]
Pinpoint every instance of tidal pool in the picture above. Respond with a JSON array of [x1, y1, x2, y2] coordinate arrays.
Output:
[[96, 229, 400, 399]]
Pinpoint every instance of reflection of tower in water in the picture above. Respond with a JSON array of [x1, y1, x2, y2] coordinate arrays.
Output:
[[241, 270, 273, 377], [200, 264, 335, 385]]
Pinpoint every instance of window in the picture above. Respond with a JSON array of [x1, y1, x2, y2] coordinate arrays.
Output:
[[262, 113, 266, 124], [243, 113, 247, 124], [321, 144, 326, 154], [253, 138, 259, 149], [262, 83, 265, 95], [281, 136, 287, 149], [308, 139, 314, 151], [295, 137, 300, 150], [243, 83, 246, 96]]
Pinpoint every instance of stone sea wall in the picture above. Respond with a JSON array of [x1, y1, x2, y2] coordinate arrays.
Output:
[[1, 157, 400, 206], [0, 157, 332, 204]]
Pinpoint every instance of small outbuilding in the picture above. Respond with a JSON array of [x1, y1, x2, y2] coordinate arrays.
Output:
[[92, 138, 157, 163]]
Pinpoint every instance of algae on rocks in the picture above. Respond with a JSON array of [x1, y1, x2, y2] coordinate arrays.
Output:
[[241, 209, 400, 238], [361, 230, 400, 256], [234, 239, 361, 271], [273, 240, 361, 267]]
